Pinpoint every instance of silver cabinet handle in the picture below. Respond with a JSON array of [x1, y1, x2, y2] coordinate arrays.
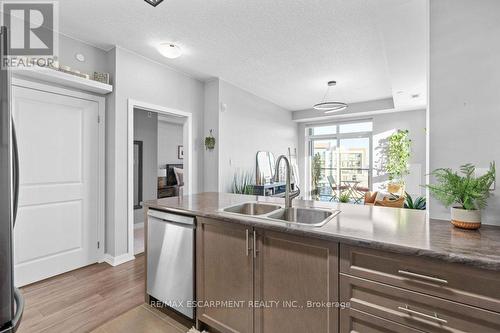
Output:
[[245, 229, 250, 256], [398, 270, 448, 284], [253, 230, 258, 258], [398, 305, 447, 324]]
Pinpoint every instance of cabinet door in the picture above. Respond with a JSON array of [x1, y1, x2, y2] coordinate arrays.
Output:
[[197, 218, 253, 333], [254, 230, 339, 333]]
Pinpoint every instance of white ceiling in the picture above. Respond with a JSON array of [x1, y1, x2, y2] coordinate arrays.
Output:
[[58, 0, 426, 111]]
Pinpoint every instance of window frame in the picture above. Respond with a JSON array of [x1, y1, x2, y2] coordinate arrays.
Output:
[[305, 119, 373, 200]]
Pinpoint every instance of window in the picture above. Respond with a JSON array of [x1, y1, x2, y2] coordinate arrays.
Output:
[[308, 121, 372, 203], [310, 125, 337, 136], [339, 121, 372, 134]]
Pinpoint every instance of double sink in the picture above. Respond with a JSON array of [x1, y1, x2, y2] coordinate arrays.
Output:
[[221, 202, 340, 227]]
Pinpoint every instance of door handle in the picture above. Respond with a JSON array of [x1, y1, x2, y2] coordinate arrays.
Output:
[[12, 120, 19, 225], [245, 229, 250, 256], [12, 287, 24, 331], [253, 230, 258, 258]]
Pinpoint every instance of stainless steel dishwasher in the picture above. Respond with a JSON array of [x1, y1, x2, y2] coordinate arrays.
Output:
[[147, 209, 195, 320]]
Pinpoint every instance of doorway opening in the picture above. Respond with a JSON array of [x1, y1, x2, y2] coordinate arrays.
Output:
[[127, 99, 192, 258]]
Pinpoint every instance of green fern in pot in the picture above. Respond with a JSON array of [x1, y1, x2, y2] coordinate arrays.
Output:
[[427, 162, 495, 230]]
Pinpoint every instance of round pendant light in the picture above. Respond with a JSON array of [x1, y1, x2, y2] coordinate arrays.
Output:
[[313, 81, 348, 113]]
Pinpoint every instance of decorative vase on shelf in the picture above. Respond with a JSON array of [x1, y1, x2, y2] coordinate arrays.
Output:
[[450, 207, 481, 230]]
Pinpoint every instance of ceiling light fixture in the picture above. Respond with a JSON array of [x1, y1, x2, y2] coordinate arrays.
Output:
[[313, 81, 348, 113], [157, 43, 183, 59], [144, 0, 164, 7]]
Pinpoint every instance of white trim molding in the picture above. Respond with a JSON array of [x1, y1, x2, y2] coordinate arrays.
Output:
[[102, 253, 135, 267], [127, 99, 193, 260], [14, 66, 113, 95]]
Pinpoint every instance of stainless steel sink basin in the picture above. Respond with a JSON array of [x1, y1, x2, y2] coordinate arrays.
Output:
[[266, 207, 340, 227], [223, 202, 281, 215], [221, 202, 340, 227]]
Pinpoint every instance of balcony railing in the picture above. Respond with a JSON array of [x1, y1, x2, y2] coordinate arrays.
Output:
[[314, 167, 371, 203]]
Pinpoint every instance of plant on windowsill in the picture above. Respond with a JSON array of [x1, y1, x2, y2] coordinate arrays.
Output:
[[386, 129, 411, 196], [426, 162, 495, 230], [311, 153, 322, 200], [232, 170, 254, 195]]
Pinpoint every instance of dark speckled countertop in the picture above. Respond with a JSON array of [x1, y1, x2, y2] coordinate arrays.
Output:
[[145, 192, 500, 271]]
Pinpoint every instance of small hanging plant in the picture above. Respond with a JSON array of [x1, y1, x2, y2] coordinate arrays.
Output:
[[205, 129, 216, 150]]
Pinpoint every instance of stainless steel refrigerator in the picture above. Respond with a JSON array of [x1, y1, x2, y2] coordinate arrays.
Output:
[[0, 26, 24, 333]]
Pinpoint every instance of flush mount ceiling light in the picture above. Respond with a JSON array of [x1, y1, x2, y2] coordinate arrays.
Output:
[[144, 0, 164, 7], [157, 43, 183, 59], [313, 81, 348, 113]]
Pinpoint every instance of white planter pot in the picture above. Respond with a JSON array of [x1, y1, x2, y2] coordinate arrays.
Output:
[[450, 207, 481, 230]]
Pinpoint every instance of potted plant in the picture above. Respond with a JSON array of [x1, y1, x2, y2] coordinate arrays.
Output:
[[404, 192, 426, 210], [427, 163, 495, 229], [339, 192, 350, 203], [205, 129, 216, 150], [232, 170, 253, 195], [386, 130, 411, 196]]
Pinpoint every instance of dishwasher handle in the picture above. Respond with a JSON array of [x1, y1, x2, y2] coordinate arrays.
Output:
[[150, 217, 196, 229], [147, 209, 195, 227]]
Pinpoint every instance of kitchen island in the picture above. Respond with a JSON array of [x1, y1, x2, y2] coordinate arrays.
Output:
[[145, 192, 500, 333]]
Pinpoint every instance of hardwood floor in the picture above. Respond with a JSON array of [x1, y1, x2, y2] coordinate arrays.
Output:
[[90, 304, 189, 333], [134, 226, 145, 255], [17, 255, 145, 333]]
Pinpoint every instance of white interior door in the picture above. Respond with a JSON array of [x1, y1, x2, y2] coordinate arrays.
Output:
[[12, 85, 100, 286]]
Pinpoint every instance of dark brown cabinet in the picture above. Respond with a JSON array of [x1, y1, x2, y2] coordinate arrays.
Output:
[[195, 219, 500, 333], [196, 218, 254, 333], [254, 229, 338, 333], [340, 244, 500, 312], [340, 244, 500, 333], [196, 218, 339, 333]]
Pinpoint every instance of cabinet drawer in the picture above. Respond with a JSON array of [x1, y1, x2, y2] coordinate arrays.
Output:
[[341, 308, 424, 333], [340, 245, 500, 312], [341, 274, 500, 333]]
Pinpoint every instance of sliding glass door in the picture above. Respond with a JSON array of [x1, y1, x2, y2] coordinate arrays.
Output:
[[338, 137, 370, 188], [308, 121, 372, 202], [311, 139, 338, 199]]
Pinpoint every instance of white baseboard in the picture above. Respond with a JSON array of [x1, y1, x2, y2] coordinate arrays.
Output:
[[102, 253, 135, 267], [134, 222, 144, 229]]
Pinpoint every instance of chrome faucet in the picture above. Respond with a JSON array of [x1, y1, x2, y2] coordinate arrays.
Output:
[[274, 155, 300, 209]]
